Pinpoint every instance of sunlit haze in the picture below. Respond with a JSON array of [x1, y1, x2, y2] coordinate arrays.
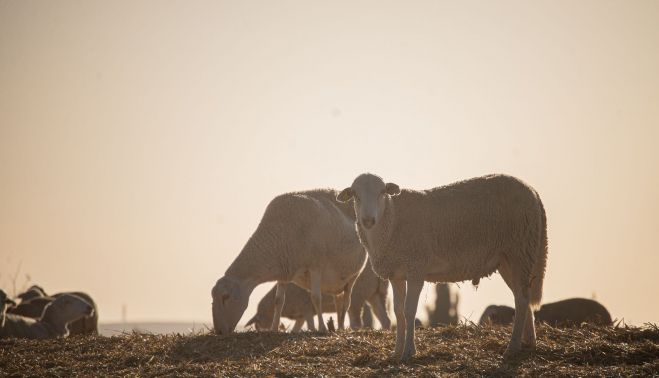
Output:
[[1, 1, 658, 326]]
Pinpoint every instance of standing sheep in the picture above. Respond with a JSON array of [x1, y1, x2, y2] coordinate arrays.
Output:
[[245, 283, 335, 332], [0, 294, 94, 339], [337, 173, 548, 360], [211, 189, 367, 334], [347, 261, 391, 330], [480, 298, 612, 326]]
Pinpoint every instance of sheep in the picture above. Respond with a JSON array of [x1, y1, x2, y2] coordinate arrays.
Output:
[[245, 283, 336, 332], [0, 293, 94, 339], [347, 261, 391, 330], [0, 290, 17, 328], [246, 260, 391, 332], [479, 305, 516, 326], [480, 298, 612, 326], [8, 291, 99, 335], [211, 189, 367, 335], [337, 173, 548, 360], [16, 285, 47, 302]]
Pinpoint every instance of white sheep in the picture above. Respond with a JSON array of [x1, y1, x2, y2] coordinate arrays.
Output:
[[211, 189, 367, 334], [0, 293, 95, 339], [246, 259, 391, 331], [337, 173, 548, 360]]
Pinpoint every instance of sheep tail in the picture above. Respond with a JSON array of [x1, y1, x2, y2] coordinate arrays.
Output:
[[529, 198, 548, 310]]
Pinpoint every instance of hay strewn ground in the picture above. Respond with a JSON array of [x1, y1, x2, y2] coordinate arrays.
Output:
[[1, 324, 657, 377]]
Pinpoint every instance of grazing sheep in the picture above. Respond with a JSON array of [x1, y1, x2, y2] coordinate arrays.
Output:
[[337, 173, 548, 360], [8, 291, 99, 335], [246, 260, 391, 332], [212, 189, 367, 334], [0, 294, 94, 339], [245, 283, 336, 332], [347, 261, 391, 330], [480, 298, 612, 326]]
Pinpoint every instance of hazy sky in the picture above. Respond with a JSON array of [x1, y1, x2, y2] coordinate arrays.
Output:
[[1, 1, 658, 325]]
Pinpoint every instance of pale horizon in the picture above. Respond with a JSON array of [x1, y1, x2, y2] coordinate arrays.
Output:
[[1, 1, 658, 326]]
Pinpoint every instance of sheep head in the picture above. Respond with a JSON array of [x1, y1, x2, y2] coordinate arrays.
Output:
[[479, 305, 515, 326], [337, 173, 400, 229], [212, 276, 249, 335]]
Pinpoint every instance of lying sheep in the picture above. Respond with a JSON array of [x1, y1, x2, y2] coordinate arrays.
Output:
[[10, 289, 99, 335], [479, 305, 516, 326], [480, 298, 612, 326], [16, 285, 47, 302], [0, 290, 17, 328], [337, 173, 548, 360], [246, 260, 391, 331], [212, 189, 367, 334], [0, 294, 94, 339]]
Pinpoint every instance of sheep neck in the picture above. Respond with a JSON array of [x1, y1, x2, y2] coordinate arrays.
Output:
[[40, 307, 69, 337], [225, 229, 284, 291], [360, 196, 396, 257]]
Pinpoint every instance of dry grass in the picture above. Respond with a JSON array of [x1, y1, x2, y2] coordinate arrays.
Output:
[[1, 323, 657, 377]]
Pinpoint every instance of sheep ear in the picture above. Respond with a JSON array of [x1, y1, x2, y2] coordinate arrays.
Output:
[[336, 188, 354, 202], [385, 183, 400, 196]]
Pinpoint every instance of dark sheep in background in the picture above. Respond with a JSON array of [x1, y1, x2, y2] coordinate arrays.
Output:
[[480, 298, 612, 326]]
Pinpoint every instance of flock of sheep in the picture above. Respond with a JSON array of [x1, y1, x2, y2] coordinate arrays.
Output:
[[212, 173, 551, 360], [0, 172, 613, 362], [0, 286, 97, 339]]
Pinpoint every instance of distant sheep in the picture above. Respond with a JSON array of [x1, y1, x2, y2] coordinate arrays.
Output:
[[246, 283, 335, 332], [347, 261, 391, 330], [247, 260, 391, 331], [0, 290, 17, 328], [0, 294, 94, 339], [212, 189, 367, 334], [16, 285, 47, 302], [480, 298, 612, 326], [338, 173, 548, 360], [10, 288, 99, 335]]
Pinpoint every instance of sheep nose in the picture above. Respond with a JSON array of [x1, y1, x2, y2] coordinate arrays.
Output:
[[361, 216, 375, 229]]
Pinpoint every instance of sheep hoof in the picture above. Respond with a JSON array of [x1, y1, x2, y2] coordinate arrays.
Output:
[[503, 347, 521, 360]]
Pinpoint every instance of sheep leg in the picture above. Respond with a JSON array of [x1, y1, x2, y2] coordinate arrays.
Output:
[[271, 281, 287, 331], [304, 311, 316, 331], [368, 294, 391, 330], [310, 270, 327, 332], [336, 276, 356, 330], [505, 293, 530, 358], [390, 279, 406, 359], [291, 318, 305, 332], [334, 293, 346, 330], [522, 308, 536, 347], [348, 302, 363, 330], [402, 279, 423, 360]]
